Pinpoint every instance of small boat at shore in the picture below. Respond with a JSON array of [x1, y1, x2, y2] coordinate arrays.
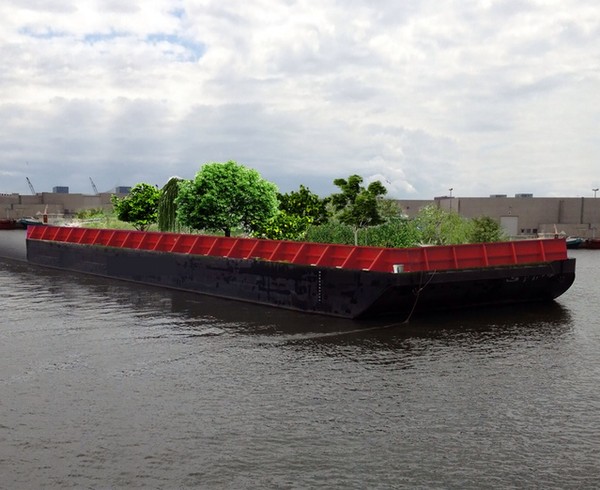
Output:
[[0, 219, 19, 230], [581, 238, 600, 250], [18, 217, 45, 227], [566, 237, 585, 249]]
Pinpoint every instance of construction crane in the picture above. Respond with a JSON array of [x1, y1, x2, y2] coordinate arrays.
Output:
[[26, 177, 36, 195], [89, 177, 99, 195]]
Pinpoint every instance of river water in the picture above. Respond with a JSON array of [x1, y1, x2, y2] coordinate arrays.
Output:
[[0, 230, 599, 489]]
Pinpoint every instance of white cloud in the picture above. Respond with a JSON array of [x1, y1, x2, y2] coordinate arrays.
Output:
[[1, 0, 600, 198]]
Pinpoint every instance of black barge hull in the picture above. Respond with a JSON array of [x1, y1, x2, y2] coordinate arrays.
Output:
[[26, 238, 575, 320]]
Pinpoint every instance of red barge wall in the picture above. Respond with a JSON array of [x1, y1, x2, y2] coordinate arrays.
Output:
[[25, 226, 576, 319], [27, 226, 568, 273]]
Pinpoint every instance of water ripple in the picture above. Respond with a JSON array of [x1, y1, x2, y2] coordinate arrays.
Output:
[[0, 253, 599, 488]]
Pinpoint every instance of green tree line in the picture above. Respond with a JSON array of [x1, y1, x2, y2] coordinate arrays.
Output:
[[110, 160, 505, 247]]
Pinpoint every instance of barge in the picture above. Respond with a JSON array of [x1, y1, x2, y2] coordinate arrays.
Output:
[[26, 226, 576, 320]]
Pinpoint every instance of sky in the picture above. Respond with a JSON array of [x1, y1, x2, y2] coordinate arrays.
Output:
[[1, 0, 600, 199]]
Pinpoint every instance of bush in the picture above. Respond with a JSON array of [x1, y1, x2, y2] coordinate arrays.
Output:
[[360, 218, 420, 247], [305, 222, 355, 245], [468, 216, 506, 243]]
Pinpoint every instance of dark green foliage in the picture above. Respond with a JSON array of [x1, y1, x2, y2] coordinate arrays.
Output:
[[306, 218, 420, 248], [256, 211, 311, 241], [306, 207, 504, 248], [257, 185, 330, 240], [110, 183, 160, 231], [158, 177, 182, 232], [361, 217, 420, 248], [175, 161, 279, 237], [330, 175, 387, 245], [278, 185, 330, 226], [468, 216, 506, 243], [305, 222, 355, 245]]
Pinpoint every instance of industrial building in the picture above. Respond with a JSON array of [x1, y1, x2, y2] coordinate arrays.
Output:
[[2, 188, 599, 239], [396, 194, 600, 239], [0, 187, 130, 221]]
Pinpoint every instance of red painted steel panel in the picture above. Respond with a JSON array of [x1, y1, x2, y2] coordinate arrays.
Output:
[[263, 241, 283, 261], [83, 229, 95, 244], [171, 234, 197, 254], [188, 235, 217, 255], [155, 233, 178, 252], [135, 232, 158, 251], [319, 244, 355, 268], [246, 239, 279, 259], [270, 241, 301, 263], [92, 229, 111, 246], [222, 238, 250, 259], [53, 227, 72, 242], [423, 246, 457, 270], [205, 236, 236, 257], [26, 226, 568, 273], [106, 230, 127, 248], [122, 231, 144, 249], [106, 231, 121, 248], [69, 228, 85, 244]]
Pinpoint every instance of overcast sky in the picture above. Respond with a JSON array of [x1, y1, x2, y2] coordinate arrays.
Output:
[[1, 0, 599, 198]]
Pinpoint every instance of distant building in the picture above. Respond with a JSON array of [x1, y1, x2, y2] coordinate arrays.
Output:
[[2, 187, 599, 239], [394, 195, 600, 239], [0, 188, 130, 220]]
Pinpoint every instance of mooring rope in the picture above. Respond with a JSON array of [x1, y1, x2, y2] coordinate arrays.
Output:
[[285, 269, 439, 341], [401, 269, 437, 324]]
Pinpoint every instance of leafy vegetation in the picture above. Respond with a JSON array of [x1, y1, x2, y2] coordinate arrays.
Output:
[[103, 166, 505, 249], [110, 182, 160, 231], [305, 221, 355, 245], [158, 177, 183, 232], [412, 205, 471, 245], [468, 216, 506, 243], [360, 217, 421, 248], [75, 208, 106, 220], [257, 185, 330, 240], [330, 175, 388, 245], [175, 161, 279, 237], [279, 185, 330, 226]]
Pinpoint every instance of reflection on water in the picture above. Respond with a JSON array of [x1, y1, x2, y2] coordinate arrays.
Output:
[[1, 252, 599, 489], [1, 257, 574, 340]]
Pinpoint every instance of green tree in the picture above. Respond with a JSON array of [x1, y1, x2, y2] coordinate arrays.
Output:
[[413, 205, 470, 245], [157, 177, 183, 232], [258, 185, 330, 240], [468, 216, 506, 243], [330, 175, 387, 245], [377, 198, 407, 221], [256, 210, 311, 240], [362, 217, 421, 248], [175, 161, 279, 237], [110, 183, 160, 231], [279, 185, 329, 226]]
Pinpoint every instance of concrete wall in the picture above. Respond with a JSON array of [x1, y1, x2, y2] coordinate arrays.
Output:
[[436, 196, 600, 238], [395, 200, 435, 218]]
